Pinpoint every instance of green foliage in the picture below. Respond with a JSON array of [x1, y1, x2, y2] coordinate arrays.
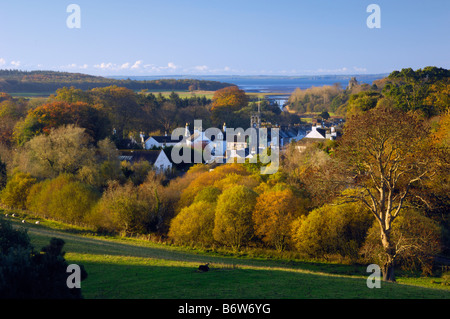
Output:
[[193, 186, 222, 204], [291, 201, 373, 261], [0, 220, 87, 299], [213, 185, 258, 250], [345, 91, 382, 117], [0, 217, 30, 254], [361, 209, 441, 275], [0, 171, 36, 209], [26, 174, 100, 225], [89, 181, 155, 234], [168, 201, 216, 246], [382, 66, 450, 117], [15, 125, 96, 179]]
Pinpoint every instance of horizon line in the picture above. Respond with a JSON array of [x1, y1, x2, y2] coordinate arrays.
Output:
[[0, 68, 390, 78]]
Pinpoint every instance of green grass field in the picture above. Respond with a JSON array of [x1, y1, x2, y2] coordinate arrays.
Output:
[[5, 215, 450, 299]]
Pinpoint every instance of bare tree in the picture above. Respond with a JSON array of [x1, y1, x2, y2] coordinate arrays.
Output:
[[337, 106, 435, 281]]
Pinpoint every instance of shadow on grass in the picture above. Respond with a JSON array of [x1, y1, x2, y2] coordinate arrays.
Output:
[[8, 213, 448, 287], [65, 258, 450, 299]]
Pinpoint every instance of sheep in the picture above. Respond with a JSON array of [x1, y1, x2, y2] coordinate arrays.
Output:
[[4, 214, 8, 217], [35, 221, 40, 225], [198, 263, 210, 272], [12, 213, 16, 217], [22, 220, 26, 223]]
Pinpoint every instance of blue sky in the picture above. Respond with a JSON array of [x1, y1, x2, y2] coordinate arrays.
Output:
[[0, 0, 448, 76]]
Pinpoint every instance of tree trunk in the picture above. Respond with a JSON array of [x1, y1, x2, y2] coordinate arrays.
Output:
[[383, 260, 396, 282], [380, 227, 396, 282]]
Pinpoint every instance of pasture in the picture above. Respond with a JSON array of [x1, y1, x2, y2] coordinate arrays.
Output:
[[6, 216, 449, 299]]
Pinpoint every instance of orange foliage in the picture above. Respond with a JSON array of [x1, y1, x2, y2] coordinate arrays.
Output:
[[253, 189, 306, 251], [211, 86, 248, 110], [177, 163, 252, 211], [27, 101, 105, 140]]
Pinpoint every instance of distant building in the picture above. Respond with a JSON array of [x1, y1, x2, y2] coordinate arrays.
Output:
[[142, 130, 183, 149], [119, 149, 172, 173], [304, 124, 337, 140]]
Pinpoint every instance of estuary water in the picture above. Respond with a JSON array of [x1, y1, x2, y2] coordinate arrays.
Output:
[[110, 74, 387, 107]]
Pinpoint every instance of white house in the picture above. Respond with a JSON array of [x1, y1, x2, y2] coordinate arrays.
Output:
[[153, 150, 173, 172], [119, 149, 172, 173], [304, 124, 337, 140], [143, 133, 183, 150]]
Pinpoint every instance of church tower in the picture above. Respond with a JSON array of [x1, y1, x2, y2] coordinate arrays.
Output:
[[249, 100, 262, 155], [250, 100, 261, 129]]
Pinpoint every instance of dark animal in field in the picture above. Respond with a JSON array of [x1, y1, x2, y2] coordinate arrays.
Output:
[[198, 263, 210, 272]]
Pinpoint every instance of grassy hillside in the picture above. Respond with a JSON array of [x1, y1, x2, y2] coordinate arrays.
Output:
[[6, 215, 449, 299]]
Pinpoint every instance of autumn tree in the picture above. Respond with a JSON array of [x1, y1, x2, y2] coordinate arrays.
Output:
[[345, 91, 382, 117], [26, 174, 100, 225], [13, 101, 110, 145], [90, 86, 143, 143], [0, 97, 29, 147], [0, 172, 36, 209], [211, 86, 248, 111], [425, 80, 450, 114], [177, 163, 253, 211], [213, 185, 257, 250], [89, 181, 151, 234], [361, 209, 441, 276], [168, 201, 216, 246], [337, 106, 436, 281], [14, 125, 96, 180], [282, 141, 342, 209], [253, 188, 306, 251], [55, 86, 92, 104], [291, 200, 373, 261]]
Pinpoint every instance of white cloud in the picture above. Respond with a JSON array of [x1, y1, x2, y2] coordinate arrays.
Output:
[[353, 66, 367, 73], [194, 65, 208, 72], [167, 62, 177, 70], [131, 60, 142, 69], [0, 58, 5, 66], [11, 60, 21, 67], [94, 62, 114, 70], [60, 63, 90, 70], [120, 62, 130, 69], [309, 66, 368, 74]]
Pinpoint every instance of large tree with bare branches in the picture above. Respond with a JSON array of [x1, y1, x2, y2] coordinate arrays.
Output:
[[338, 106, 435, 282]]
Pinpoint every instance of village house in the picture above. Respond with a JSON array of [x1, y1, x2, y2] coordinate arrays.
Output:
[[141, 132, 183, 149], [303, 123, 338, 140], [119, 149, 173, 173]]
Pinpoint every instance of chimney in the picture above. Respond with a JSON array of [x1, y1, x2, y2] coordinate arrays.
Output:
[[185, 123, 189, 137], [223, 122, 226, 132]]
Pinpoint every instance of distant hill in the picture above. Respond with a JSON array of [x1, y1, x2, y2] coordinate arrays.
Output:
[[0, 70, 234, 93]]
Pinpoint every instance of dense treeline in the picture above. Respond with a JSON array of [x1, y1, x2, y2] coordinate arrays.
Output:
[[0, 67, 449, 282], [288, 66, 450, 118], [0, 69, 233, 93], [2, 84, 300, 150]]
